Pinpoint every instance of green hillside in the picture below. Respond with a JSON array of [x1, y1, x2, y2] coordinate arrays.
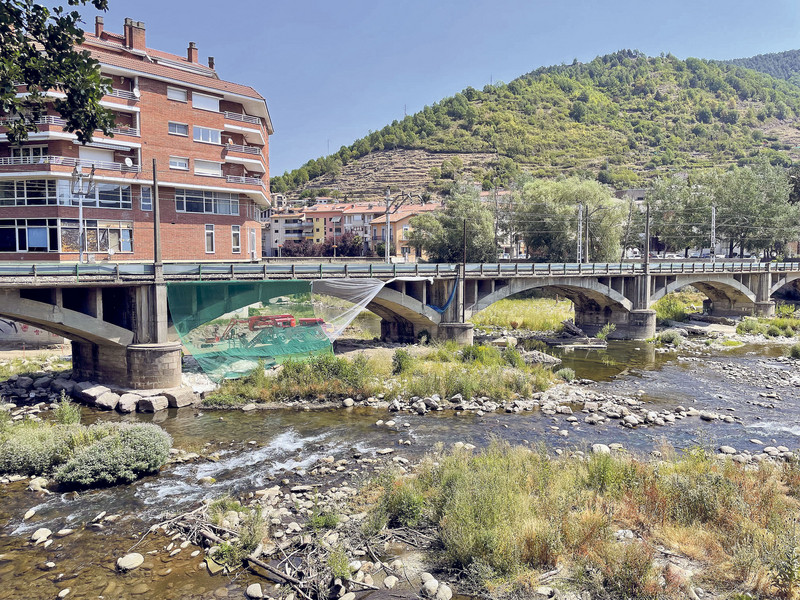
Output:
[[725, 49, 800, 86], [272, 50, 800, 195]]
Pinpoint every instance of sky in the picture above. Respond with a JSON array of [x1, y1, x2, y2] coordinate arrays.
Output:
[[77, 0, 800, 176]]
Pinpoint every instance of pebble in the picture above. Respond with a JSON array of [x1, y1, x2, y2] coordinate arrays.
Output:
[[246, 583, 264, 599], [117, 552, 144, 571], [57, 589, 70, 599], [383, 575, 399, 589], [30, 528, 51, 544], [23, 509, 35, 520]]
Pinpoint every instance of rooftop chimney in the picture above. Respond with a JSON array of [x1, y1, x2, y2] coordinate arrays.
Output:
[[94, 16, 104, 37], [123, 18, 146, 50], [208, 56, 215, 70], [187, 42, 198, 63]]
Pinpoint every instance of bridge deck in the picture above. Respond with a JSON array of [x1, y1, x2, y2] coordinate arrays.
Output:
[[0, 260, 795, 286]]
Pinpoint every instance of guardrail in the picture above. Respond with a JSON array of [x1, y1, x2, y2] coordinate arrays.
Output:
[[223, 111, 261, 126], [107, 89, 139, 101], [224, 143, 261, 156], [0, 155, 141, 173], [226, 175, 264, 186], [0, 116, 140, 137], [0, 261, 794, 284]]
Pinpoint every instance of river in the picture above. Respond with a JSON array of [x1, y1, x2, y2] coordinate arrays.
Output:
[[0, 339, 798, 599]]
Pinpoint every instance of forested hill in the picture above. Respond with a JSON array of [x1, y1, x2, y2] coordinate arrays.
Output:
[[725, 49, 800, 86], [272, 50, 800, 199]]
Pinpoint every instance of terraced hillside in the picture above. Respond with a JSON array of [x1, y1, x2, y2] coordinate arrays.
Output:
[[273, 50, 800, 201]]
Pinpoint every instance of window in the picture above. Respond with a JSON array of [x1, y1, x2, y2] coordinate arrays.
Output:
[[192, 93, 220, 112], [194, 160, 222, 177], [0, 179, 58, 206], [10, 146, 47, 162], [193, 126, 221, 144], [97, 183, 132, 209], [167, 87, 187, 102], [175, 189, 239, 215], [168, 122, 189, 136], [231, 225, 241, 253], [140, 187, 152, 211], [0, 218, 59, 252], [169, 156, 189, 170], [205, 224, 215, 253], [58, 219, 132, 254]]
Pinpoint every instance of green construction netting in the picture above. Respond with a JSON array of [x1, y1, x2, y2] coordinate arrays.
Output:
[[167, 280, 332, 381]]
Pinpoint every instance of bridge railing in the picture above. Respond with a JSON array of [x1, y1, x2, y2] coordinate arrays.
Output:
[[0, 261, 794, 282]]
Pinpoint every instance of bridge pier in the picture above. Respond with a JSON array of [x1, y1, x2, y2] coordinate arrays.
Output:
[[574, 306, 656, 340], [702, 299, 775, 318]]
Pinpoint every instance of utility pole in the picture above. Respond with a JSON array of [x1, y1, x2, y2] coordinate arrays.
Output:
[[152, 158, 162, 268], [71, 165, 96, 264], [576, 202, 583, 263], [621, 197, 634, 262], [462, 218, 467, 322], [710, 204, 716, 264], [644, 202, 651, 271], [384, 188, 391, 264], [493, 185, 499, 257]]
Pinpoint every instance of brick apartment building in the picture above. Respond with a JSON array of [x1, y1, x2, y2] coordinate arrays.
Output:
[[0, 16, 272, 262]]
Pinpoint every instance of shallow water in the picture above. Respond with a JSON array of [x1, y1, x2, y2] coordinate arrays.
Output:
[[1, 340, 799, 598]]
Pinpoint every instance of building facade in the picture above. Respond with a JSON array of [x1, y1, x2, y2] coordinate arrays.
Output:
[[0, 17, 272, 262]]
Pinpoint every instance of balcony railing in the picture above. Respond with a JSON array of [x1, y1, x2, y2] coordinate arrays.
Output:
[[0, 155, 141, 173], [223, 111, 261, 126], [107, 88, 139, 101], [224, 143, 261, 156], [0, 115, 139, 137], [226, 174, 263, 186]]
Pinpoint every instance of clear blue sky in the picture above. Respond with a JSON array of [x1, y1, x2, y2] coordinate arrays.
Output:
[[82, 0, 800, 176]]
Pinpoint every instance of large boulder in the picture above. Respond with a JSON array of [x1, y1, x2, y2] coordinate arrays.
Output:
[[117, 393, 141, 414], [33, 376, 53, 390], [16, 376, 34, 390], [163, 388, 196, 408], [138, 396, 168, 412], [74, 383, 110, 405], [94, 392, 120, 411], [50, 378, 75, 395]]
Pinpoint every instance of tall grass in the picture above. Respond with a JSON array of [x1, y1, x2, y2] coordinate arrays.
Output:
[[204, 353, 387, 406], [652, 290, 704, 323], [472, 298, 573, 332], [370, 442, 800, 598]]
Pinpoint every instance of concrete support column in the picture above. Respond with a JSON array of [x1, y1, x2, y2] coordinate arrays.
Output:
[[86, 288, 102, 320], [126, 342, 182, 389], [133, 283, 169, 344], [574, 305, 655, 340], [434, 322, 474, 344]]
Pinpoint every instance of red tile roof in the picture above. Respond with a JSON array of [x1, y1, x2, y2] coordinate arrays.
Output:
[[83, 35, 264, 100]]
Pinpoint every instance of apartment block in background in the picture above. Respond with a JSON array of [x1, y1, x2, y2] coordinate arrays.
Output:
[[0, 16, 272, 262]]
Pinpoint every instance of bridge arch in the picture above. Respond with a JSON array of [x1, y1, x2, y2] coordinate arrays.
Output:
[[650, 275, 757, 316], [770, 274, 800, 298]]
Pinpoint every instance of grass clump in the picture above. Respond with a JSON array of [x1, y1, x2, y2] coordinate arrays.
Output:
[[653, 290, 703, 324], [790, 343, 800, 359], [555, 367, 576, 382], [596, 323, 616, 340], [53, 392, 81, 425], [472, 297, 573, 332], [369, 441, 800, 598], [658, 330, 683, 346], [204, 353, 383, 406], [54, 423, 171, 488], [392, 348, 413, 374]]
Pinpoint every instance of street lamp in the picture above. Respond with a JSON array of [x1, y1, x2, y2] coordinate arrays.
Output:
[[70, 165, 95, 264], [383, 187, 423, 264]]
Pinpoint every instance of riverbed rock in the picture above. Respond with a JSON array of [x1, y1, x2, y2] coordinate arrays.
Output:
[[30, 528, 51, 544], [591, 444, 611, 454], [50, 378, 75, 395], [23, 508, 35, 520], [76, 383, 111, 405], [383, 575, 399, 589], [138, 396, 168, 412], [95, 391, 120, 411], [117, 393, 141, 413], [33, 376, 52, 389], [436, 583, 453, 600], [16, 376, 33, 390], [117, 552, 144, 571], [342, 398, 355, 408], [719, 446, 737, 455], [164, 388, 196, 408], [28, 477, 48, 492], [421, 578, 440, 598], [57, 588, 70, 598], [246, 583, 264, 599]]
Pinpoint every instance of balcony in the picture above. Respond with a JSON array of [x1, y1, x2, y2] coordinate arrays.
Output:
[[223, 111, 261, 126], [226, 174, 263, 186], [107, 88, 139, 101], [0, 115, 140, 137], [0, 155, 141, 173], [223, 143, 261, 156]]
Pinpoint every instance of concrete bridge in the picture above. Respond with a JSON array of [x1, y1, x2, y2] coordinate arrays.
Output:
[[0, 260, 798, 388]]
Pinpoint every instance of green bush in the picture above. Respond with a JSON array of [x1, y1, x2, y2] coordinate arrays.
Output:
[[555, 367, 575, 382], [790, 343, 800, 359], [658, 330, 683, 346], [653, 294, 687, 323], [53, 392, 81, 425], [392, 349, 413, 375], [382, 480, 426, 527], [596, 323, 616, 340], [55, 424, 171, 487], [776, 303, 797, 318], [766, 324, 782, 338], [737, 318, 763, 335]]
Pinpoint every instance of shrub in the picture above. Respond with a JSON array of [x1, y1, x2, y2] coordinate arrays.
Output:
[[382, 480, 425, 527], [771, 540, 800, 600], [55, 423, 171, 487], [309, 509, 339, 531], [53, 392, 81, 425], [737, 318, 763, 335], [777, 303, 797, 318], [658, 330, 683, 346], [790, 343, 800, 359], [653, 294, 688, 323], [555, 367, 575, 382], [392, 348, 413, 375], [596, 323, 616, 340], [766, 325, 783, 338], [327, 546, 351, 580]]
